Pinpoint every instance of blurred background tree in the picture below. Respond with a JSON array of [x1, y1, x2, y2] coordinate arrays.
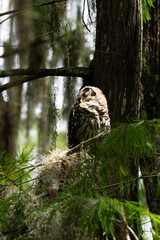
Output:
[[0, 0, 91, 156]]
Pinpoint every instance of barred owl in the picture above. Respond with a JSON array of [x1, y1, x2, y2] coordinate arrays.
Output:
[[68, 86, 110, 148]]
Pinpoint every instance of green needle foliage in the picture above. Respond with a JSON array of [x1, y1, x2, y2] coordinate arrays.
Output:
[[0, 147, 35, 191], [0, 121, 160, 239], [142, 0, 155, 22]]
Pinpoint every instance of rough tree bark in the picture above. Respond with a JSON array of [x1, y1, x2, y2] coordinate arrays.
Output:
[[88, 0, 143, 124], [85, 1, 143, 239], [140, 0, 160, 218], [142, 0, 160, 119]]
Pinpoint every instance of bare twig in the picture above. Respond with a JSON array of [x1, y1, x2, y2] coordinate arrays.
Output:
[[66, 119, 159, 155], [14, 166, 41, 182], [0, 0, 65, 24], [0, 31, 57, 58], [95, 173, 159, 191], [98, 50, 125, 58], [114, 219, 139, 240], [111, 234, 117, 240], [0, 165, 32, 181], [0, 76, 40, 92], [82, 0, 91, 32], [87, 0, 93, 24], [134, 120, 145, 127], [66, 130, 108, 155], [3, 174, 24, 192], [0, 30, 65, 53], [19, 177, 38, 185], [126, 226, 139, 240], [0, 177, 38, 187]]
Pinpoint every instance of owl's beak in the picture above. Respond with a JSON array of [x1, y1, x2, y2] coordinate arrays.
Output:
[[77, 98, 82, 103]]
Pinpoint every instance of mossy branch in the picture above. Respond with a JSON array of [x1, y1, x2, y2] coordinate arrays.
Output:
[[0, 0, 65, 17], [0, 67, 91, 92], [0, 0, 66, 25], [0, 67, 90, 78]]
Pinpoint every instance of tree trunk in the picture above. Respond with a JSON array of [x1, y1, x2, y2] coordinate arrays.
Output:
[[142, 0, 160, 119], [86, 1, 143, 239], [140, 131, 160, 215], [89, 0, 143, 124], [27, 36, 53, 154], [141, 0, 160, 218], [0, 0, 33, 156]]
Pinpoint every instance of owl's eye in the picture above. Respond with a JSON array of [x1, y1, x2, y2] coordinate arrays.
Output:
[[84, 88, 90, 92], [91, 91, 96, 96]]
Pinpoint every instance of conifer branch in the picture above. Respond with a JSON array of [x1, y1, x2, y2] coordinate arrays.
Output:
[[97, 173, 159, 190], [0, 177, 38, 186]]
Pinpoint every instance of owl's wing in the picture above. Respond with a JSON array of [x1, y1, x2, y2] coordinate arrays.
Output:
[[68, 102, 100, 148], [68, 103, 83, 148]]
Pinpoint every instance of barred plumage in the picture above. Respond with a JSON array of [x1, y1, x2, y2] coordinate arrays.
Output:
[[68, 86, 110, 148]]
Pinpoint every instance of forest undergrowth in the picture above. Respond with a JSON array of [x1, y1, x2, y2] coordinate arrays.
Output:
[[0, 120, 160, 239]]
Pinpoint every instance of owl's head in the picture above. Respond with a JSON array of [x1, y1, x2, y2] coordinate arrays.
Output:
[[77, 86, 107, 105]]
